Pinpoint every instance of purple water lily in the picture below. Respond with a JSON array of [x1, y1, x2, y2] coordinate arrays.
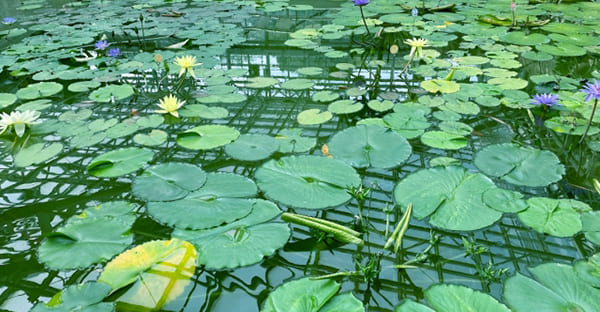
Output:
[[94, 40, 109, 50], [353, 0, 369, 6], [582, 80, 600, 102], [531, 93, 559, 107], [2, 17, 16, 25], [107, 48, 121, 58]]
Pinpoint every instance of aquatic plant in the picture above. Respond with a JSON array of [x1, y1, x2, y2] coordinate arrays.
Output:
[[155, 94, 185, 118], [107, 47, 120, 58], [579, 80, 600, 143], [94, 40, 108, 50], [0, 110, 41, 137], [530, 93, 559, 107], [174, 55, 200, 78], [2, 17, 16, 25]]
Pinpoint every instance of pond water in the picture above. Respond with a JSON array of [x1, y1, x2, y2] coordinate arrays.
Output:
[[1, 0, 599, 311]]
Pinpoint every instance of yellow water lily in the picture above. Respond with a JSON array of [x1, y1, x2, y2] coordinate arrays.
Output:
[[404, 38, 429, 59], [0, 110, 41, 137], [155, 94, 185, 118], [174, 55, 201, 78]]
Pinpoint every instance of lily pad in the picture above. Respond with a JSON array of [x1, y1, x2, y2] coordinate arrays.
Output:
[[89, 84, 134, 102], [14, 142, 63, 167], [179, 104, 228, 119], [383, 109, 431, 139], [147, 172, 257, 229], [328, 100, 363, 114], [173, 200, 290, 270], [482, 188, 528, 213], [246, 77, 279, 88], [420, 131, 467, 150], [0, 93, 17, 108], [312, 91, 340, 102], [225, 133, 279, 161], [474, 143, 564, 187], [327, 125, 411, 169], [98, 239, 197, 311], [504, 263, 600, 312], [132, 163, 207, 202], [394, 166, 502, 231], [177, 125, 240, 150], [275, 128, 316, 153], [87, 147, 154, 178], [367, 100, 394, 112], [397, 284, 510, 312], [136, 115, 164, 128], [281, 78, 314, 90], [38, 205, 135, 270], [518, 197, 590, 237], [297, 109, 333, 125], [499, 32, 549, 46], [255, 155, 361, 209], [30, 283, 114, 312], [574, 253, 600, 288], [16, 82, 63, 100], [421, 79, 460, 94], [133, 129, 168, 146]]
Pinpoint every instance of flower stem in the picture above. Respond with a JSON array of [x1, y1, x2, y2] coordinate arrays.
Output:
[[359, 7, 372, 39], [579, 98, 598, 144]]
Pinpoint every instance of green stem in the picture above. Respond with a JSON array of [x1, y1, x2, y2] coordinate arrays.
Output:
[[359, 7, 372, 39], [579, 98, 598, 144], [281, 212, 363, 245]]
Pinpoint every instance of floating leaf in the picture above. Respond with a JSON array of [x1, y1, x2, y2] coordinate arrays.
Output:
[[132, 163, 207, 202], [98, 239, 197, 311], [518, 197, 589, 237], [225, 133, 279, 161], [297, 109, 333, 125], [504, 263, 600, 312], [312, 91, 340, 102], [420, 131, 467, 150], [147, 172, 257, 229], [262, 278, 341, 312], [178, 104, 228, 119], [245, 77, 279, 88], [14, 143, 63, 167], [328, 100, 363, 114], [177, 125, 240, 150], [0, 93, 17, 108], [173, 200, 290, 270], [499, 32, 549, 46], [89, 84, 134, 102], [281, 78, 314, 90], [327, 125, 411, 169], [87, 147, 154, 178], [383, 108, 431, 139], [30, 282, 114, 312], [255, 155, 361, 209], [474, 143, 564, 187], [421, 79, 460, 94], [133, 129, 168, 146], [275, 128, 316, 153], [482, 188, 527, 213], [394, 166, 502, 231], [16, 82, 63, 100]]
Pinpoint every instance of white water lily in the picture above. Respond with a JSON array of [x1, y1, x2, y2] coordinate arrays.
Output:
[[0, 110, 42, 137]]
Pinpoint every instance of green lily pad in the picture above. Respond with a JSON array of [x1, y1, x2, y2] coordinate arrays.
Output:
[[521, 51, 553, 61], [275, 128, 316, 153], [499, 32, 549, 46], [297, 67, 323, 76], [312, 91, 340, 102], [420, 131, 467, 150], [16, 82, 63, 100], [474, 143, 564, 187], [255, 155, 361, 209], [179, 104, 229, 119], [14, 142, 63, 167], [225, 133, 279, 161], [87, 147, 154, 178], [38, 203, 135, 270], [30, 283, 114, 312], [0, 93, 17, 108], [297, 109, 333, 125], [397, 284, 510, 312], [67, 81, 101, 93], [328, 100, 363, 114], [574, 253, 600, 288], [518, 197, 590, 237], [281, 78, 314, 90], [133, 129, 167, 146], [147, 172, 257, 229], [421, 79, 460, 94], [261, 278, 364, 312], [544, 117, 600, 136], [582, 211, 600, 245], [367, 100, 394, 112], [383, 110, 431, 139], [177, 125, 240, 150], [452, 56, 489, 65], [327, 125, 411, 169], [394, 166, 502, 231], [173, 200, 289, 270], [246, 77, 279, 88], [89, 84, 134, 102], [136, 115, 164, 128], [536, 44, 587, 57], [58, 109, 92, 122], [488, 77, 528, 90], [482, 188, 528, 213], [98, 239, 197, 311], [504, 263, 600, 312], [132, 163, 207, 202]]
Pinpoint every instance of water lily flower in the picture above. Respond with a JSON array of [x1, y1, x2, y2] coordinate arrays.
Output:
[[107, 48, 120, 58], [582, 80, 600, 102], [2, 17, 16, 25], [155, 94, 185, 118], [411, 8, 418, 16], [353, 0, 369, 6], [530, 93, 559, 107], [174, 55, 201, 78], [0, 110, 41, 137], [404, 38, 428, 59], [94, 40, 109, 50]]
